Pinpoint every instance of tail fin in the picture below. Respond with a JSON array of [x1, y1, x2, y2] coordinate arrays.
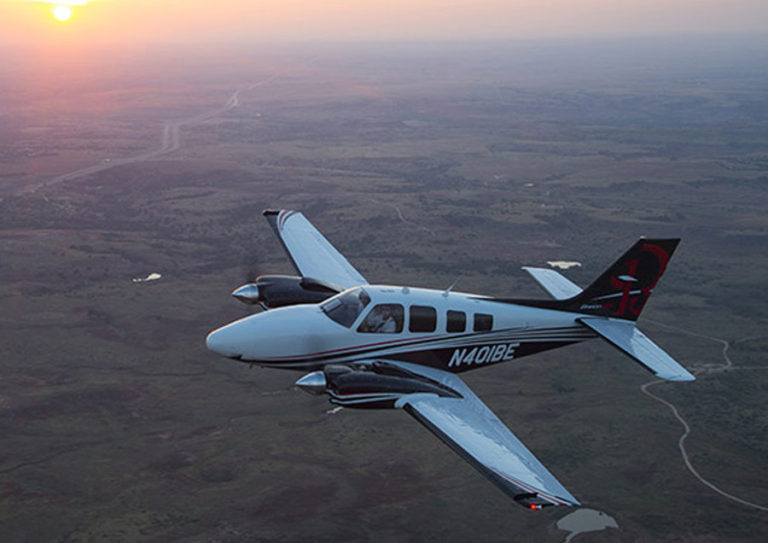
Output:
[[564, 238, 679, 321]]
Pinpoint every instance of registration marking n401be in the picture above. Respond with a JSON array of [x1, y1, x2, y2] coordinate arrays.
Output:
[[449, 343, 520, 367]]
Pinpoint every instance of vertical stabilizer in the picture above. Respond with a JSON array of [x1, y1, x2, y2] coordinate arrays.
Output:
[[566, 238, 679, 321]]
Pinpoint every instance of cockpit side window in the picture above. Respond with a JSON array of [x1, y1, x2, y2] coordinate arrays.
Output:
[[358, 304, 404, 333], [321, 288, 370, 328]]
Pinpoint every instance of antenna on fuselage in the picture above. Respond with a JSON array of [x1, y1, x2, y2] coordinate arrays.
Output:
[[442, 279, 459, 297]]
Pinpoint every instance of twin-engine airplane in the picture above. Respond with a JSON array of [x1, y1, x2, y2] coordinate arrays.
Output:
[[206, 209, 695, 509]]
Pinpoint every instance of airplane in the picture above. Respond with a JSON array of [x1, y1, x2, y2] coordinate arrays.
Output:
[[206, 209, 695, 509]]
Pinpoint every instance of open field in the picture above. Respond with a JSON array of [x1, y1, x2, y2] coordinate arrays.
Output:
[[1, 38, 768, 541]]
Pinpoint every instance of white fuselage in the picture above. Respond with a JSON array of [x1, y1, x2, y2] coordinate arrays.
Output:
[[206, 285, 596, 373]]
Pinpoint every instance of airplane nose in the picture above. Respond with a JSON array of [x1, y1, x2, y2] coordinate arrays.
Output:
[[206, 327, 242, 359]]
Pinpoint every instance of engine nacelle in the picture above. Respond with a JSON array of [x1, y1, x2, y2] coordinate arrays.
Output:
[[295, 363, 461, 409], [232, 275, 340, 309]]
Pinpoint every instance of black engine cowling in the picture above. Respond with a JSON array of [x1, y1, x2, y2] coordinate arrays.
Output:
[[232, 275, 341, 309], [296, 363, 462, 409]]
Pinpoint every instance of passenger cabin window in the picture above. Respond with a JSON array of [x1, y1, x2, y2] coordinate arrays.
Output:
[[473, 313, 493, 332], [409, 305, 437, 333], [446, 310, 466, 333], [358, 304, 404, 333], [321, 288, 370, 328]]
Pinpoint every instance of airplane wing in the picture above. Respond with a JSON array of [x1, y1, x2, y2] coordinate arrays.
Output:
[[385, 361, 580, 508], [263, 209, 368, 289]]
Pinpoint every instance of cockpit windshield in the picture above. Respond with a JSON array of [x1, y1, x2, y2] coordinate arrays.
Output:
[[320, 288, 371, 328]]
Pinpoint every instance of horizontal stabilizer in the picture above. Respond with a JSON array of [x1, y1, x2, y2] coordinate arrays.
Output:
[[522, 267, 582, 300], [578, 317, 695, 382]]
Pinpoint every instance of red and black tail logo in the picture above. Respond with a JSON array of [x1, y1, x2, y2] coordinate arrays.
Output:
[[575, 239, 679, 321]]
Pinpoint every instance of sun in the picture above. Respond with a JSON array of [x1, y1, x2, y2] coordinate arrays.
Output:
[[52, 4, 73, 22]]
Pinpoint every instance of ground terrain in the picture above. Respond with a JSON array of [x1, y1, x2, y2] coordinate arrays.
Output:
[[1, 38, 767, 541]]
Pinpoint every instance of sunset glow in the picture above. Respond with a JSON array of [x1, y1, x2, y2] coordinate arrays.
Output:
[[52, 5, 72, 22], [2, 0, 766, 48]]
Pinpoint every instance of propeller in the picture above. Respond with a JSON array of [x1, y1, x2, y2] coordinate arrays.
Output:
[[235, 253, 265, 310], [241, 254, 263, 284]]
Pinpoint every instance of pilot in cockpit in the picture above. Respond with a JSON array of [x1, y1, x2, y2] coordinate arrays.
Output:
[[360, 304, 397, 333]]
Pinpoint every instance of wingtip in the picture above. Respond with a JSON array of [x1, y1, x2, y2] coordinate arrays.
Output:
[[516, 491, 580, 509], [659, 371, 696, 382], [558, 493, 581, 508]]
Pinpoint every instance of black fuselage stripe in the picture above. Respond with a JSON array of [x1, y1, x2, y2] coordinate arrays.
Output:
[[269, 327, 593, 364], [249, 335, 594, 368]]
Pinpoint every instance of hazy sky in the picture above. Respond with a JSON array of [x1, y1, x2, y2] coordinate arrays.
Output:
[[2, 0, 767, 48]]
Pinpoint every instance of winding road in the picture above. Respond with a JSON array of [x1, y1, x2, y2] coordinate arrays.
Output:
[[365, 197, 436, 235], [641, 319, 768, 512]]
